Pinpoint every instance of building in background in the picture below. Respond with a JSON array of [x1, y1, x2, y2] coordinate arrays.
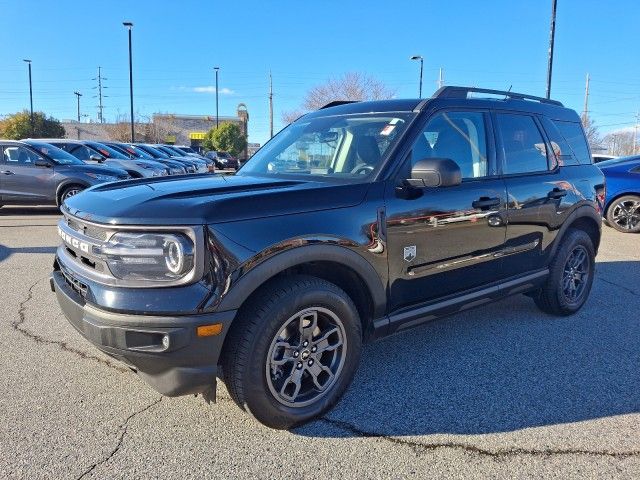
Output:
[[60, 103, 250, 159], [247, 142, 261, 158]]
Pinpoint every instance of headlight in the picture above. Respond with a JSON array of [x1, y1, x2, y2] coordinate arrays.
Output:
[[86, 172, 118, 181], [96, 232, 194, 281]]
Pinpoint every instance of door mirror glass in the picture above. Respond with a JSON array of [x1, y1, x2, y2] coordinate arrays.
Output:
[[408, 158, 462, 188], [89, 154, 105, 163], [34, 158, 50, 167]]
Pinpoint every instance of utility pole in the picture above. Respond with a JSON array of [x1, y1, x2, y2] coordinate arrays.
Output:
[[437, 67, 444, 89], [23, 59, 33, 135], [269, 71, 274, 139], [123, 21, 134, 142], [582, 73, 590, 122], [93, 67, 107, 123], [633, 111, 639, 155], [546, 0, 558, 99], [74, 91, 82, 122], [214, 67, 220, 128]]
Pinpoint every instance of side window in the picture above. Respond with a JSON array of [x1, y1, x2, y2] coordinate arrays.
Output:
[[540, 117, 578, 167], [552, 120, 592, 164], [69, 145, 90, 161], [411, 111, 488, 179], [2, 146, 39, 166], [496, 113, 549, 174]]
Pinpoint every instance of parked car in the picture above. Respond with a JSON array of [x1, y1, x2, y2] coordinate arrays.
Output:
[[101, 142, 188, 175], [133, 144, 202, 173], [35, 139, 169, 178], [593, 154, 616, 163], [150, 144, 210, 173], [51, 86, 604, 429], [0, 139, 128, 207], [598, 155, 640, 232], [159, 145, 215, 172], [206, 150, 239, 169]]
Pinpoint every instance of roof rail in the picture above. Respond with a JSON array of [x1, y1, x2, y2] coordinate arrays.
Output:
[[432, 86, 563, 107], [319, 100, 359, 110]]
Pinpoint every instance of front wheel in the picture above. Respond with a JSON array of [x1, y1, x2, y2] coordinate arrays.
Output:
[[606, 195, 640, 233], [221, 275, 362, 429], [59, 185, 84, 205], [533, 229, 595, 316]]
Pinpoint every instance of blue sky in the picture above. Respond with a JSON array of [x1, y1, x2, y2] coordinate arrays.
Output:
[[1, 0, 639, 145]]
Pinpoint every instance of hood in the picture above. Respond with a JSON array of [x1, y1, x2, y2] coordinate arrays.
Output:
[[598, 157, 640, 171], [63, 174, 369, 225], [58, 163, 128, 177]]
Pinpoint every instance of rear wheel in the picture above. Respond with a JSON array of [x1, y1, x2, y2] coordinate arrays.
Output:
[[533, 229, 595, 316], [606, 195, 640, 233], [221, 275, 362, 429]]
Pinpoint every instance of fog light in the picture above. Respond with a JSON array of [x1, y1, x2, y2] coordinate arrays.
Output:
[[162, 335, 170, 349]]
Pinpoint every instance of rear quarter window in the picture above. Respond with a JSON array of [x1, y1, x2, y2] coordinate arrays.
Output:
[[551, 120, 592, 165]]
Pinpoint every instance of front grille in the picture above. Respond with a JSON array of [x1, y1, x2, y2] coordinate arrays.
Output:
[[65, 216, 108, 241], [59, 264, 88, 298]]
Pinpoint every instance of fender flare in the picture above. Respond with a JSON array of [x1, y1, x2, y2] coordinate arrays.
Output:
[[216, 244, 387, 318], [549, 204, 602, 258], [55, 180, 90, 206]]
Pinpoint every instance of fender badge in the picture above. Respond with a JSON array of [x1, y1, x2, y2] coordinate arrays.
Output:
[[404, 245, 416, 262]]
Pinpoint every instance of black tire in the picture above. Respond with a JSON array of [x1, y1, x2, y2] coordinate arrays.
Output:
[[605, 195, 640, 233], [58, 185, 85, 206], [533, 229, 595, 316], [221, 275, 362, 429]]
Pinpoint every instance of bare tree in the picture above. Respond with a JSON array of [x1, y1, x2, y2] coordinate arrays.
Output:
[[581, 115, 602, 151], [603, 130, 635, 156], [282, 72, 395, 124]]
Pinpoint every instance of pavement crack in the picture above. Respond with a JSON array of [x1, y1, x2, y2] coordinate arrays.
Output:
[[12, 277, 129, 373], [320, 417, 640, 460], [597, 276, 640, 297], [75, 397, 163, 479]]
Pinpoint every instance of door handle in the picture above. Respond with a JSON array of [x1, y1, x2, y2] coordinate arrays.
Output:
[[472, 197, 501, 210], [547, 188, 567, 199], [0, 170, 14, 175]]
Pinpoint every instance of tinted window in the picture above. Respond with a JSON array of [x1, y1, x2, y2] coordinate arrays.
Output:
[[552, 120, 592, 165], [412, 111, 488, 178], [69, 145, 92, 161], [497, 114, 549, 174], [2, 145, 40, 166], [540, 117, 578, 167]]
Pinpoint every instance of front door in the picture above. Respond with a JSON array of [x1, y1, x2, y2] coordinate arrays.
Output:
[[386, 110, 508, 312], [1, 145, 53, 203]]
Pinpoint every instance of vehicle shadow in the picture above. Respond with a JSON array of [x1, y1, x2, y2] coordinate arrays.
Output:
[[0, 245, 58, 263], [0, 206, 61, 216], [297, 260, 640, 437]]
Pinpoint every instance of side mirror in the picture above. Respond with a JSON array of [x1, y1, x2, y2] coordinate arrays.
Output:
[[406, 158, 462, 188], [89, 154, 105, 163], [35, 158, 51, 168]]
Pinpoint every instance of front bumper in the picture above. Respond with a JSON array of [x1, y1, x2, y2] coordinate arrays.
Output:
[[51, 270, 236, 398]]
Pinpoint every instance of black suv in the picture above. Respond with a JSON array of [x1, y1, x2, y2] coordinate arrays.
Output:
[[0, 140, 128, 207], [51, 87, 604, 429]]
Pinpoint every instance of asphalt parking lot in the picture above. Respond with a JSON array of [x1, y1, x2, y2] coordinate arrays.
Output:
[[0, 207, 638, 479]]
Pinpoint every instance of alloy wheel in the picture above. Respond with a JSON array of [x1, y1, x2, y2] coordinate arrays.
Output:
[[562, 245, 590, 304], [611, 199, 640, 230]]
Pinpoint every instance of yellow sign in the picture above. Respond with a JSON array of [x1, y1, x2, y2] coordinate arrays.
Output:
[[189, 132, 206, 140], [165, 135, 176, 143]]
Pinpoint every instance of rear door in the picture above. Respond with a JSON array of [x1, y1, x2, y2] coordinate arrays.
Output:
[[495, 112, 576, 277]]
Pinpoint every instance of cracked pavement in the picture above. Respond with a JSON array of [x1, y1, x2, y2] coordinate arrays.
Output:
[[0, 206, 639, 479]]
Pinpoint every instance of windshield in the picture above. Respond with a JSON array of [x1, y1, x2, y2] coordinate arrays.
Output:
[[178, 146, 196, 154], [87, 142, 129, 160], [156, 146, 179, 157], [25, 141, 84, 165], [239, 112, 413, 181], [139, 145, 168, 158], [118, 144, 153, 159]]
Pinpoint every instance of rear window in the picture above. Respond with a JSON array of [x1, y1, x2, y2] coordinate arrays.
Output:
[[552, 120, 592, 165], [540, 117, 579, 167]]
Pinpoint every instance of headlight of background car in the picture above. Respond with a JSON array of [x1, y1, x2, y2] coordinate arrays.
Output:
[[96, 232, 194, 281], [86, 172, 118, 182]]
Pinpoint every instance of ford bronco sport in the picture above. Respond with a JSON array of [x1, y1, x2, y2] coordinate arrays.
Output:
[[51, 87, 605, 429]]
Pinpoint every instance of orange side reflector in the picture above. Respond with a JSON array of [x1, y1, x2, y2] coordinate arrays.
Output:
[[197, 323, 223, 337]]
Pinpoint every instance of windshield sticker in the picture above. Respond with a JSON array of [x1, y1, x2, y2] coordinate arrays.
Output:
[[380, 124, 396, 136]]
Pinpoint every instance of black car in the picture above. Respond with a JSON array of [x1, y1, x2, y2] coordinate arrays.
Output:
[[51, 86, 604, 429], [132, 144, 201, 174], [0, 140, 128, 207]]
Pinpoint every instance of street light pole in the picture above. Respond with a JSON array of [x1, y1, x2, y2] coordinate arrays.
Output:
[[410, 55, 423, 98], [23, 59, 33, 135], [546, 0, 558, 99], [74, 91, 82, 122], [123, 21, 135, 142], [214, 67, 220, 128]]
